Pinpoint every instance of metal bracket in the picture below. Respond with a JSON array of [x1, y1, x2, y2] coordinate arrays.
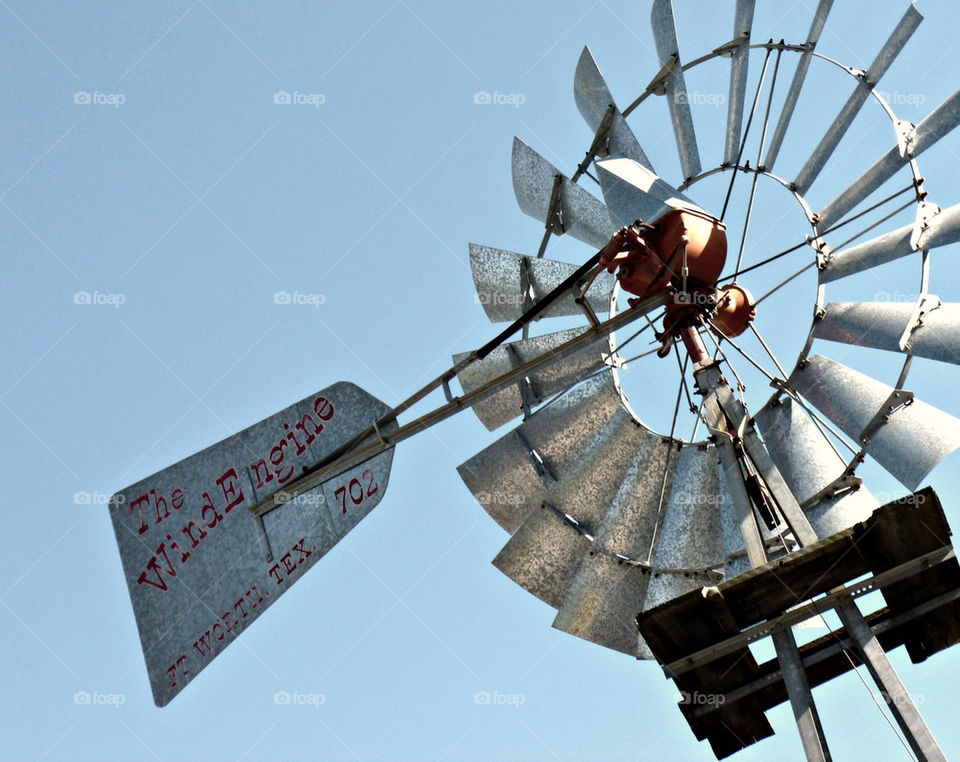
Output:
[[910, 199, 941, 251], [645, 54, 678, 96], [712, 36, 745, 58], [545, 174, 565, 235], [514, 428, 557, 488], [859, 389, 914, 445], [587, 105, 616, 159], [895, 118, 917, 158], [897, 293, 941, 351], [799, 470, 862, 511], [518, 256, 536, 314], [506, 343, 536, 420]]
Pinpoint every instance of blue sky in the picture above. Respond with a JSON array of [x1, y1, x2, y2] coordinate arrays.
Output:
[[3, 1, 960, 760]]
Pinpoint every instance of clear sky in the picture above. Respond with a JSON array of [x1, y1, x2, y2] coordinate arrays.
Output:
[[3, 1, 960, 760]]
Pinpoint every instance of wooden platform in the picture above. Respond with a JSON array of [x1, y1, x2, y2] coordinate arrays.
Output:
[[636, 488, 960, 759]]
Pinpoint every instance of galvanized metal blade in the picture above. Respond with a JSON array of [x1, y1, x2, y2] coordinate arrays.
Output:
[[723, 0, 756, 166], [457, 373, 624, 533], [595, 157, 703, 227], [815, 300, 960, 365], [491, 409, 649, 608], [818, 89, 960, 229], [550, 432, 678, 655], [764, 0, 834, 170], [574, 46, 654, 169], [821, 201, 960, 282], [650, 0, 702, 180], [511, 136, 616, 248], [452, 326, 609, 431], [109, 382, 396, 706], [789, 354, 960, 489], [793, 4, 922, 195], [642, 444, 725, 610], [754, 396, 878, 538], [468, 242, 615, 323]]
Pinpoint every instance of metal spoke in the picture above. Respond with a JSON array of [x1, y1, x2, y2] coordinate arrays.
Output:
[[755, 261, 816, 306], [733, 47, 783, 279]]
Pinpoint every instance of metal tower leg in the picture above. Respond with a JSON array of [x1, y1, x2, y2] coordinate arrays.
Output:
[[835, 600, 947, 762], [772, 627, 832, 762]]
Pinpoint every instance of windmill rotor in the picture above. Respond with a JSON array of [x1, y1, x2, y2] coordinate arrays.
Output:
[[453, 2, 960, 759]]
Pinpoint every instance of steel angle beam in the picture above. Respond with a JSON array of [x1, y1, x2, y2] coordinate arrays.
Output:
[[820, 201, 960, 282], [512, 137, 616, 248], [574, 46, 653, 168], [723, 0, 756, 166], [109, 382, 396, 706], [789, 354, 960, 489], [793, 3, 922, 195], [815, 299, 960, 365], [595, 157, 704, 228], [650, 0, 701, 180], [492, 409, 650, 608], [457, 373, 623, 533], [552, 432, 678, 654], [818, 89, 960, 228], [468, 243, 615, 323], [452, 326, 608, 431], [764, 0, 834, 170], [754, 396, 878, 538]]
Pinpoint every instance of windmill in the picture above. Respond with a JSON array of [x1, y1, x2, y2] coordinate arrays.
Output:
[[108, 1, 960, 759]]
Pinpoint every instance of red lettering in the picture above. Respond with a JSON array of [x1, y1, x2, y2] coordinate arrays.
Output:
[[182, 520, 207, 548], [292, 539, 312, 564], [217, 468, 245, 513], [270, 441, 293, 484], [171, 488, 184, 511], [193, 630, 213, 657], [130, 493, 150, 534], [268, 564, 284, 585], [280, 552, 296, 575], [234, 597, 248, 620], [294, 413, 321, 444], [283, 422, 307, 455], [313, 396, 335, 421], [151, 489, 170, 524], [250, 458, 272, 489], [136, 542, 177, 591], [200, 492, 223, 529]]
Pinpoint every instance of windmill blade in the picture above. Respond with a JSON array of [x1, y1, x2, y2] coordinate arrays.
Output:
[[512, 137, 616, 248], [650, 0, 701, 180], [793, 3, 922, 195], [492, 409, 653, 608], [754, 396, 878, 538], [818, 89, 960, 229], [814, 299, 960, 365], [789, 354, 960, 489], [723, 0, 756, 166], [821, 200, 960, 282], [468, 242, 615, 323], [595, 157, 704, 228], [550, 433, 679, 655], [574, 46, 653, 169], [452, 326, 610, 431], [636, 444, 724, 611], [457, 373, 624, 533], [764, 0, 834, 170]]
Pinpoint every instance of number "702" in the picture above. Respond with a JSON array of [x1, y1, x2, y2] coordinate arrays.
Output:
[[334, 468, 379, 515]]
